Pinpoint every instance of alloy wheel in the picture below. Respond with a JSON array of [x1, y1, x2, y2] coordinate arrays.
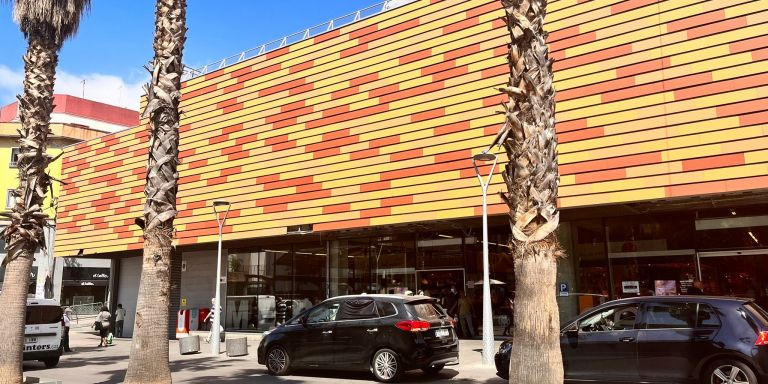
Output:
[[711, 364, 750, 384], [267, 348, 287, 374], [375, 351, 397, 380]]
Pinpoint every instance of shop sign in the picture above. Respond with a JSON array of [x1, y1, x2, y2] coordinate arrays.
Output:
[[80, 282, 94, 286], [622, 281, 640, 294], [655, 280, 678, 296], [558, 282, 569, 297]]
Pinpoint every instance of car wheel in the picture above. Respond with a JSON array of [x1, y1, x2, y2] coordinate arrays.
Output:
[[371, 348, 403, 382], [265, 346, 290, 376], [42, 357, 59, 368], [421, 363, 445, 375], [704, 359, 758, 384]]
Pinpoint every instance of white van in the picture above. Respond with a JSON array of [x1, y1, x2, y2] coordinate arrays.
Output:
[[24, 298, 63, 367]]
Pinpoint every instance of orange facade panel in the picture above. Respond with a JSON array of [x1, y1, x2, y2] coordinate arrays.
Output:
[[55, 0, 768, 256]]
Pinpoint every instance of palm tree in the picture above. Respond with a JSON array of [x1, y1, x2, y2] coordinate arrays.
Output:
[[0, 1, 89, 382], [124, 0, 186, 382], [488, 0, 564, 382]]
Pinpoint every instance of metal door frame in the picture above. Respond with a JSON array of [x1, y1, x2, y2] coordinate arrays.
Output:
[[696, 248, 768, 279]]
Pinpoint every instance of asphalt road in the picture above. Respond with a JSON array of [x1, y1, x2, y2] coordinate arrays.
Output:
[[23, 330, 508, 383]]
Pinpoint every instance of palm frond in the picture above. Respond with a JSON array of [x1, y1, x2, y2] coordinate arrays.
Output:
[[10, 0, 91, 43]]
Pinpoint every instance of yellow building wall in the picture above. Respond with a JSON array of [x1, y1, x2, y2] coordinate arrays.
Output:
[[54, 0, 768, 256]]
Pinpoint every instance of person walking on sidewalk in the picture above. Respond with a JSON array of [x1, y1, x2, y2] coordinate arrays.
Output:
[[457, 290, 475, 338], [62, 308, 73, 352], [114, 304, 126, 338], [95, 306, 111, 347]]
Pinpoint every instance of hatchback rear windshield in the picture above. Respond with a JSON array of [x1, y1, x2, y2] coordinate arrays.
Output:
[[744, 303, 768, 328], [26, 306, 62, 325], [408, 302, 441, 320]]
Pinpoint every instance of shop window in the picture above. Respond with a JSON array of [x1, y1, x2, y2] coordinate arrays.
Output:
[[579, 304, 638, 332], [645, 303, 696, 329], [9, 148, 20, 168], [226, 242, 326, 331], [372, 234, 416, 295], [6, 190, 17, 210], [572, 220, 609, 310], [606, 214, 695, 254]]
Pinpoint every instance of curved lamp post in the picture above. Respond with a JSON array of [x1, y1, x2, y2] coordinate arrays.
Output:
[[472, 151, 497, 365], [211, 200, 231, 355]]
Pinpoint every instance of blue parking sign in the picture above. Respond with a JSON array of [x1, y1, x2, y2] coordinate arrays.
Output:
[[559, 282, 569, 296]]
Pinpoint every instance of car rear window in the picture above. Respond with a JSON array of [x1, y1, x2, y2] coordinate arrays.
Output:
[[26, 306, 62, 325], [744, 303, 768, 327], [408, 302, 441, 320]]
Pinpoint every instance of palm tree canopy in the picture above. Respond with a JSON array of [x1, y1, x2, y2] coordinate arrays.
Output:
[[10, 0, 91, 44]]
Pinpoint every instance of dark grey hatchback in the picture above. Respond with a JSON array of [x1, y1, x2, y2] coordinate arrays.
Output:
[[496, 296, 768, 383], [257, 294, 459, 382]]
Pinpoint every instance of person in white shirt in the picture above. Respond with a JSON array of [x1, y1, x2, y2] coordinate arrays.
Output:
[[115, 304, 127, 338], [62, 308, 73, 352], [95, 306, 111, 347]]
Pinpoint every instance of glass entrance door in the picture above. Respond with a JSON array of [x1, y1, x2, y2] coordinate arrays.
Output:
[[697, 250, 768, 307]]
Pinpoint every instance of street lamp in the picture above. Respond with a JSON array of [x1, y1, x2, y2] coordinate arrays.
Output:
[[472, 150, 497, 365], [211, 200, 231, 355]]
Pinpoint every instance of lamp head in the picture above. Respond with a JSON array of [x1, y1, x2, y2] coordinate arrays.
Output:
[[212, 200, 231, 213], [473, 152, 497, 162]]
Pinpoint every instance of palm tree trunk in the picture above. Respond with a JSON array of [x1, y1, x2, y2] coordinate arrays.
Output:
[[124, 0, 185, 383], [509, 241, 563, 383], [0, 33, 59, 384], [490, 0, 564, 382]]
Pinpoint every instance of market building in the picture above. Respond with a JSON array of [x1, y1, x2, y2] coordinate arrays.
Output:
[[53, 0, 768, 337], [0, 94, 138, 305]]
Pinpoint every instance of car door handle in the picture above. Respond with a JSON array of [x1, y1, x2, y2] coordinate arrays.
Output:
[[694, 335, 710, 340], [619, 337, 635, 343], [367, 328, 378, 333], [322, 330, 333, 334]]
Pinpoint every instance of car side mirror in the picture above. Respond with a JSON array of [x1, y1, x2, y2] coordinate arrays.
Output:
[[300, 316, 308, 327], [562, 323, 578, 336]]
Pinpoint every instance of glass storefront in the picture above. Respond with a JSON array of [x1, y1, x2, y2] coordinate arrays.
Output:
[[226, 225, 518, 332], [226, 242, 326, 331]]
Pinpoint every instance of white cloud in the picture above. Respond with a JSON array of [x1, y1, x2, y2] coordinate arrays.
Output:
[[0, 65, 145, 111]]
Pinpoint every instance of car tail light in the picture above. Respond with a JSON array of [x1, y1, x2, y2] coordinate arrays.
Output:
[[395, 320, 431, 332], [756, 331, 768, 346]]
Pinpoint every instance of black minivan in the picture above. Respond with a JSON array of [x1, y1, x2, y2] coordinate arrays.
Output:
[[496, 296, 768, 383], [257, 294, 458, 382]]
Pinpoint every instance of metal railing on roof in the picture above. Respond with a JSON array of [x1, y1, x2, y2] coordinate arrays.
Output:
[[181, 0, 418, 81]]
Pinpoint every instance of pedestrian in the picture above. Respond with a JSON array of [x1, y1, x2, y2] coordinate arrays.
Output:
[[115, 304, 126, 338], [457, 290, 475, 338], [62, 308, 73, 352], [95, 306, 111, 347], [204, 298, 222, 343], [688, 280, 705, 295], [443, 286, 459, 317], [275, 297, 287, 326], [503, 294, 514, 336]]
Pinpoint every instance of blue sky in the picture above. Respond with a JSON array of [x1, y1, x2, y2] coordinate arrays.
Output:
[[0, 1, 374, 110]]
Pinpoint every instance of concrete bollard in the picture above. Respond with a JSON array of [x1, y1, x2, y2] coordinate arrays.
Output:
[[226, 337, 248, 357], [179, 335, 200, 355]]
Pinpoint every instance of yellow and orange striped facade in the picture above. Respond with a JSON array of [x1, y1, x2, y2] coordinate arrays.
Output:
[[54, 0, 768, 257]]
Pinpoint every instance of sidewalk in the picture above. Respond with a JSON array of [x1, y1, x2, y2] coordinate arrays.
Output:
[[23, 330, 507, 383]]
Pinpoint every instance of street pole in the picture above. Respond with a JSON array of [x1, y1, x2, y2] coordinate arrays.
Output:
[[211, 200, 230, 355], [473, 151, 497, 365]]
